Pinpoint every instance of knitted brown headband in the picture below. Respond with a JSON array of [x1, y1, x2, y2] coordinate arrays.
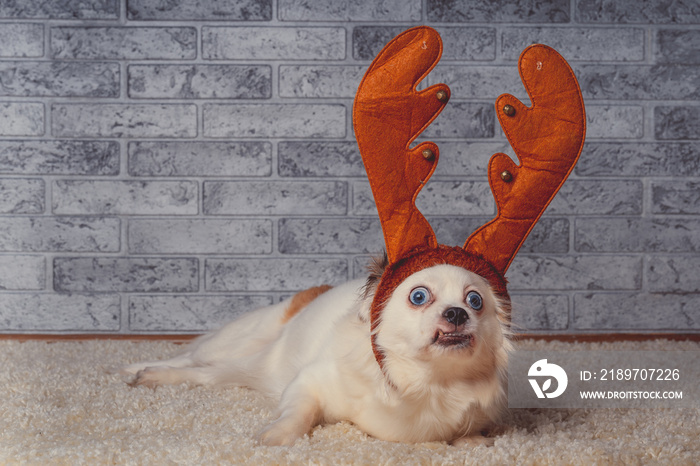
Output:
[[352, 26, 586, 368], [367, 245, 510, 366]]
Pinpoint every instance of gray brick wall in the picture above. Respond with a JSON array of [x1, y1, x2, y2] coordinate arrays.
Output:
[[0, 0, 698, 335]]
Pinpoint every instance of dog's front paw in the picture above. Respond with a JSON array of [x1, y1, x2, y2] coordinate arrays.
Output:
[[121, 362, 146, 376], [128, 367, 162, 389], [257, 416, 309, 446]]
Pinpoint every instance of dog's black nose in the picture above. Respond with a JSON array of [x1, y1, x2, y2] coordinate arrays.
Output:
[[442, 307, 469, 327]]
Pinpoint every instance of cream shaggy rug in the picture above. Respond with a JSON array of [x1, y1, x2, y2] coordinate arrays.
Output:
[[0, 338, 698, 465]]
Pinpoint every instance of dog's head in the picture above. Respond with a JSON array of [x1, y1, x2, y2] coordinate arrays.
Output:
[[362, 247, 511, 383]]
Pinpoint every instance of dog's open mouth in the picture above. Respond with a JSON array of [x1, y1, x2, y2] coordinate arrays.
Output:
[[433, 329, 473, 348]]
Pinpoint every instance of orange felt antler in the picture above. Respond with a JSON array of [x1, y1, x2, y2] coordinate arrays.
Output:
[[463, 44, 586, 273], [353, 26, 450, 265]]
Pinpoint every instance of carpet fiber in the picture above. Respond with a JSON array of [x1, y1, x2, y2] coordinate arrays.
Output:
[[1, 338, 697, 465]]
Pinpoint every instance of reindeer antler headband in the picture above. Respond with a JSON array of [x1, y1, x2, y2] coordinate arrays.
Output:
[[353, 27, 586, 367]]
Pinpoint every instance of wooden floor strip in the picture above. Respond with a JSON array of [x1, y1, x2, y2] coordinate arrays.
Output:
[[0, 333, 698, 342]]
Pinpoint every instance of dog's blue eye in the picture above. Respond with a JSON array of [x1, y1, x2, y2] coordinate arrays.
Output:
[[409, 287, 430, 306], [466, 291, 483, 310]]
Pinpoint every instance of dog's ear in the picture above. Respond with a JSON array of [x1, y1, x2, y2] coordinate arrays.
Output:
[[360, 253, 388, 322]]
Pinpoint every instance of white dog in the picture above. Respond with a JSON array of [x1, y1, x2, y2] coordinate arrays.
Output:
[[122, 25, 588, 447], [124, 255, 512, 446]]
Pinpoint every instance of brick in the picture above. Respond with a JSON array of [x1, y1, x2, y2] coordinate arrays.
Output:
[[54, 258, 198, 293], [127, 0, 272, 21], [203, 104, 345, 139], [279, 218, 383, 254], [129, 219, 272, 254], [51, 27, 196, 60], [0, 102, 43, 136], [279, 66, 365, 98], [0, 62, 118, 98], [502, 27, 645, 62], [434, 142, 514, 177], [0, 0, 118, 19], [427, 0, 570, 23], [0, 179, 44, 214], [429, 66, 525, 100], [337, 214, 566, 255], [547, 180, 643, 215], [518, 218, 570, 254], [0, 294, 120, 331], [586, 106, 644, 139], [52, 180, 197, 216], [575, 0, 700, 24], [204, 181, 347, 216], [511, 294, 569, 330], [508, 255, 642, 291], [575, 218, 700, 253], [206, 258, 348, 291], [203, 27, 345, 60], [576, 143, 700, 177], [0, 255, 44, 290], [129, 142, 271, 177], [278, 141, 514, 178], [422, 102, 494, 139], [0, 217, 119, 252], [353, 26, 496, 61], [437, 27, 496, 61], [0, 24, 43, 57], [52, 104, 197, 138], [129, 295, 274, 332], [128, 65, 271, 99], [573, 293, 700, 330], [279, 141, 364, 177], [412, 103, 634, 142], [0, 140, 119, 175], [430, 217, 497, 248], [279, 216, 568, 256], [279, 0, 420, 21], [576, 65, 700, 100], [352, 182, 378, 215], [13, 219, 112, 255], [438, 83, 644, 143], [655, 106, 700, 140], [647, 256, 700, 293], [352, 27, 407, 61], [656, 29, 700, 64], [652, 181, 700, 214], [352, 256, 374, 279], [353, 181, 495, 216]]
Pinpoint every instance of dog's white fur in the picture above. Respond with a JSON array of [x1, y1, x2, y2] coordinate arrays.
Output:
[[123, 263, 512, 446]]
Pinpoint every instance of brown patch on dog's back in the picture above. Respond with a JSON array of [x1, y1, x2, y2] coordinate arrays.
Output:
[[281, 285, 333, 324]]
